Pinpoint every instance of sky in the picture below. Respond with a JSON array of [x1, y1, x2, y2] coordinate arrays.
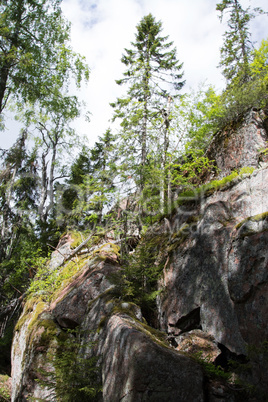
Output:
[[60, 0, 268, 148], [2, 0, 268, 149]]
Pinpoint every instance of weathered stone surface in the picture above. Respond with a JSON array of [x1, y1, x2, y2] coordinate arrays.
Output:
[[206, 109, 268, 179], [174, 329, 221, 363], [49, 234, 73, 270], [51, 256, 120, 328], [10, 112, 268, 400], [11, 234, 207, 402], [158, 166, 268, 359], [11, 303, 58, 402], [101, 314, 205, 402], [206, 379, 236, 402]]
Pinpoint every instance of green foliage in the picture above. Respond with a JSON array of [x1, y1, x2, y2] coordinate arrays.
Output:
[[0, 375, 11, 402], [0, 0, 89, 311], [1, 241, 48, 302], [216, 77, 268, 128], [111, 13, 184, 189], [175, 86, 224, 152], [171, 151, 216, 187], [37, 329, 102, 402], [60, 130, 118, 229], [251, 38, 268, 86], [117, 231, 168, 315], [193, 351, 232, 381], [216, 0, 265, 84], [0, 0, 89, 115], [212, 34, 268, 128], [0, 133, 56, 300]]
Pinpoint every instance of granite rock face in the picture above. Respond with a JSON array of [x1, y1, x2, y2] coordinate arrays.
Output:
[[157, 165, 268, 394], [158, 166, 268, 352], [101, 314, 204, 402], [206, 109, 268, 178], [11, 245, 207, 402], [10, 110, 268, 400]]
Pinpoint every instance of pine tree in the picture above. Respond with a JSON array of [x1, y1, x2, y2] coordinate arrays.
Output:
[[216, 0, 265, 85], [111, 14, 185, 192]]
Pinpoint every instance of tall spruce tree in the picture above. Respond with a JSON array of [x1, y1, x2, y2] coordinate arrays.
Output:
[[216, 0, 265, 84], [111, 14, 184, 191]]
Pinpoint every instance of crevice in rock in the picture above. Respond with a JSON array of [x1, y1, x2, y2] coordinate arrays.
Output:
[[56, 317, 79, 330], [141, 304, 159, 329], [126, 235, 140, 251], [203, 376, 211, 402], [262, 117, 268, 137], [167, 336, 178, 348], [214, 343, 248, 371], [174, 307, 201, 334]]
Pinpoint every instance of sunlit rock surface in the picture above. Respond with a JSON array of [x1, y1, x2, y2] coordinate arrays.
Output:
[[11, 110, 268, 400], [206, 109, 268, 178]]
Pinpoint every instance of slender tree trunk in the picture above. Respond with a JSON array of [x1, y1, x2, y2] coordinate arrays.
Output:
[[160, 96, 172, 210], [140, 44, 151, 192], [140, 89, 148, 191], [234, 0, 249, 80], [38, 150, 49, 222], [0, 65, 11, 115], [48, 143, 57, 217]]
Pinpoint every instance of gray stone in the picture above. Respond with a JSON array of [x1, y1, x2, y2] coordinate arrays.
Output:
[[158, 166, 268, 357], [101, 314, 205, 402]]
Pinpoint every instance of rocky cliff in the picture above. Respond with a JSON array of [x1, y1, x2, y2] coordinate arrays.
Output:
[[9, 110, 268, 401]]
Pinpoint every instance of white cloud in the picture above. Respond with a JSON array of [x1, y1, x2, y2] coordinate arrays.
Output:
[[61, 0, 228, 146], [2, 0, 268, 149]]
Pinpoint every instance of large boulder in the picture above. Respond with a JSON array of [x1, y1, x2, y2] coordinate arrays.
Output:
[[10, 110, 268, 401], [206, 109, 268, 178], [101, 313, 205, 402], [11, 240, 207, 402], [157, 165, 268, 394]]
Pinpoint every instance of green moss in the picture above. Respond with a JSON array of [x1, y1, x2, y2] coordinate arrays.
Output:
[[69, 231, 84, 249], [15, 297, 45, 332], [92, 242, 120, 258], [27, 302, 47, 333], [97, 316, 108, 333], [27, 252, 90, 305], [167, 224, 191, 253], [38, 319, 59, 348], [259, 147, 268, 156], [235, 211, 268, 230], [174, 167, 256, 211], [192, 351, 232, 381], [123, 313, 170, 350], [99, 297, 170, 350], [50, 256, 89, 303], [239, 166, 255, 175]]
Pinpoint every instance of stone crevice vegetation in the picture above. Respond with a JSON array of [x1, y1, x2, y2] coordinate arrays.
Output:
[[1, 1, 268, 400]]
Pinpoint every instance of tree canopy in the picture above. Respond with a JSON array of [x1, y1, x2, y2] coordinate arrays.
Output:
[[0, 0, 89, 117], [216, 0, 265, 84], [0, 4, 268, 383], [111, 13, 185, 191]]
